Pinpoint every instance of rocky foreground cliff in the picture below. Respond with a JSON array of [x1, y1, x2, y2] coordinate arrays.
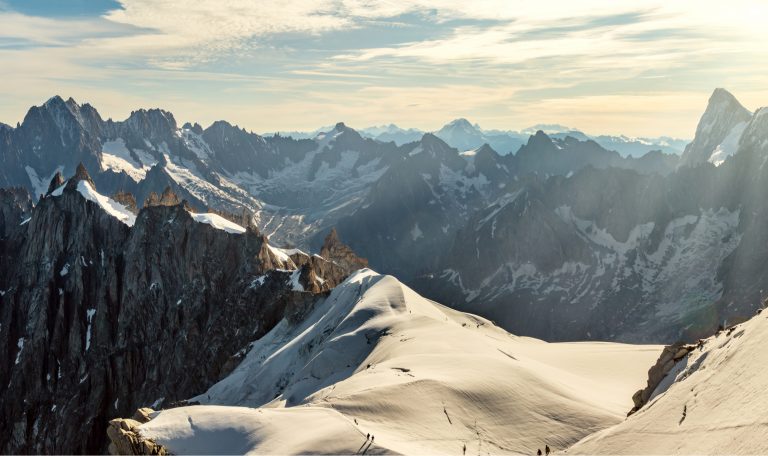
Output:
[[0, 166, 365, 454]]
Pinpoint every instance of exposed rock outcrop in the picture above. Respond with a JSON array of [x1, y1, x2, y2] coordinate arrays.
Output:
[[46, 171, 65, 195], [107, 414, 168, 456], [112, 191, 139, 214], [65, 162, 97, 191], [0, 187, 33, 238], [143, 186, 181, 208], [320, 228, 368, 273], [628, 342, 698, 415]]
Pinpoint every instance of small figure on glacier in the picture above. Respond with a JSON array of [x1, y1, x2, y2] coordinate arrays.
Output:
[[537, 449, 542, 456], [545, 444, 551, 455]]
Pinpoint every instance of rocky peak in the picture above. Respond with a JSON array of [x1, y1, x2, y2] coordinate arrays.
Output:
[[125, 108, 178, 141], [65, 162, 96, 191], [204, 120, 254, 139], [528, 130, 556, 149], [738, 106, 768, 154], [440, 118, 476, 133], [182, 122, 204, 135], [474, 143, 497, 157], [112, 191, 139, 214], [418, 133, 452, 153], [320, 228, 368, 272], [43, 95, 76, 112], [680, 88, 753, 166], [46, 171, 65, 195], [144, 186, 181, 207], [23, 96, 85, 139], [710, 87, 746, 108], [327, 122, 363, 143]]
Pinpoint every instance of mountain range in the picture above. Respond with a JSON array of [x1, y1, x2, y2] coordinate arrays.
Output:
[[357, 119, 688, 157], [2, 90, 766, 345], [270, 118, 688, 156], [2, 88, 768, 454]]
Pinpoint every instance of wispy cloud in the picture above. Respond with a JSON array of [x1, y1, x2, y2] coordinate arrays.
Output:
[[0, 0, 767, 137]]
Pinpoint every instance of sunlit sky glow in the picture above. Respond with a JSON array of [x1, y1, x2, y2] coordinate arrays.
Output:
[[1, 0, 767, 137]]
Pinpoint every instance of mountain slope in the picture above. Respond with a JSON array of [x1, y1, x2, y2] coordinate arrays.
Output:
[[567, 309, 768, 454], [415, 89, 768, 343], [130, 270, 662, 455], [680, 88, 753, 167], [0, 166, 364, 454]]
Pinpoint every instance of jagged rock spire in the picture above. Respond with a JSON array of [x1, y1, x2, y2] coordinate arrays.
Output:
[[320, 228, 368, 272], [112, 191, 139, 214], [65, 162, 96, 191], [46, 171, 65, 195], [144, 186, 181, 207]]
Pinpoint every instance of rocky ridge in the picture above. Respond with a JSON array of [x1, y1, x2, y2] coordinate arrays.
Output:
[[0, 165, 365, 454]]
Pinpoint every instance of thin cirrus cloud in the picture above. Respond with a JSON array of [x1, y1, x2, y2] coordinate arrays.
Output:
[[0, 0, 766, 137]]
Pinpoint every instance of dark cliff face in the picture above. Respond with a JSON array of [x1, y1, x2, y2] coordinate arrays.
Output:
[[0, 187, 34, 238], [0, 173, 362, 454]]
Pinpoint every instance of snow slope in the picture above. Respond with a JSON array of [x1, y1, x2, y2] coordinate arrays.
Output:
[[139, 270, 661, 455], [567, 310, 768, 455], [190, 212, 246, 234], [74, 181, 137, 226]]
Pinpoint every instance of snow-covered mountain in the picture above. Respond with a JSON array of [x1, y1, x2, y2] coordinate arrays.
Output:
[[282, 120, 687, 156], [523, 124, 688, 157], [417, 88, 768, 343], [433, 118, 525, 154], [568, 308, 768, 454], [5, 90, 766, 346], [110, 269, 661, 455], [680, 88, 753, 167], [333, 131, 678, 281], [359, 124, 425, 145]]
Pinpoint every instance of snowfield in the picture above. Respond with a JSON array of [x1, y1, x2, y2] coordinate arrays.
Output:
[[190, 212, 246, 234], [567, 309, 768, 455], [75, 180, 137, 226], [139, 269, 661, 455]]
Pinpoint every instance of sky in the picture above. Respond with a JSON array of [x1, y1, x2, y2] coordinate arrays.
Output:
[[1, 0, 767, 138]]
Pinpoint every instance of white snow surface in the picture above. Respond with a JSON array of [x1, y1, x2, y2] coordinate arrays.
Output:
[[707, 121, 748, 167], [140, 269, 661, 455], [100, 138, 155, 182], [25, 165, 64, 197], [75, 181, 137, 226], [190, 213, 246, 234], [569, 310, 768, 454]]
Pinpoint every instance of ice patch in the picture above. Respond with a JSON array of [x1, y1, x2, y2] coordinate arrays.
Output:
[[190, 213, 246, 234], [289, 269, 304, 292], [15, 338, 24, 365], [410, 223, 424, 241], [250, 275, 267, 289], [85, 308, 96, 351], [25, 165, 64, 197], [707, 121, 748, 167], [101, 138, 153, 182]]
